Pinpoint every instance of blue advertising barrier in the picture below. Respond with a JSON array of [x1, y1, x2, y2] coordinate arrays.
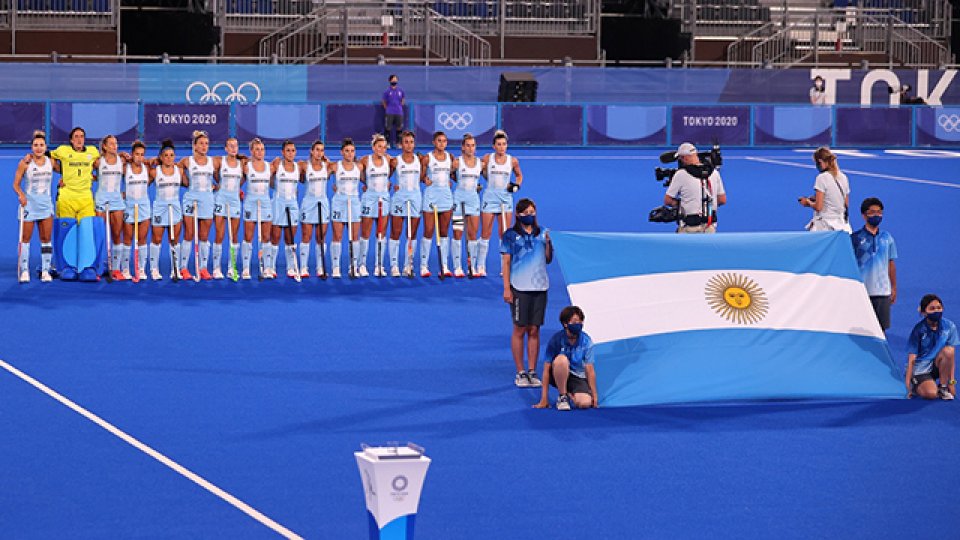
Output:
[[3, 100, 959, 148]]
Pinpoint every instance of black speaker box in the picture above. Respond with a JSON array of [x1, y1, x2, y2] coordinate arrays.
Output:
[[498, 72, 538, 102]]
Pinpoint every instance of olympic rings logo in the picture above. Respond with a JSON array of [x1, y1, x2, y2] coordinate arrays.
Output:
[[937, 114, 960, 133], [437, 112, 473, 130], [185, 81, 262, 104]]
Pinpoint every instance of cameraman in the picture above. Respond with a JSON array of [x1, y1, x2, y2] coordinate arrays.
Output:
[[663, 143, 727, 234]]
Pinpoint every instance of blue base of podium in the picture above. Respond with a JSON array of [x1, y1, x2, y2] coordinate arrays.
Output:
[[368, 512, 416, 540]]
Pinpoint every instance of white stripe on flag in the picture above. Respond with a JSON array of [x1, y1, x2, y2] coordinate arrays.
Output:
[[568, 269, 884, 344]]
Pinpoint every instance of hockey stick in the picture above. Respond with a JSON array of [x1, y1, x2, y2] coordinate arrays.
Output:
[[433, 204, 444, 281], [132, 204, 140, 283], [499, 202, 508, 236], [462, 201, 474, 279], [17, 204, 24, 283], [192, 202, 200, 282], [226, 202, 238, 282], [347, 199, 356, 279], [168, 204, 179, 282], [103, 201, 113, 282], [376, 197, 384, 277], [317, 201, 327, 280], [285, 206, 301, 282], [405, 199, 414, 278], [257, 200, 264, 281]]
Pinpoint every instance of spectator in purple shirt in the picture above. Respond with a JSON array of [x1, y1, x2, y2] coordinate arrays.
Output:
[[382, 74, 406, 149]]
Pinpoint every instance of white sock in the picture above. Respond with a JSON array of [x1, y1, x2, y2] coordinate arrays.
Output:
[[452, 238, 462, 270], [420, 237, 432, 267], [477, 238, 490, 268], [180, 240, 192, 270], [359, 237, 370, 268], [439, 237, 450, 271], [376, 237, 387, 269], [138, 244, 147, 273], [467, 240, 478, 273], [331, 242, 342, 270], [41, 242, 52, 273], [299, 243, 310, 273], [212, 243, 223, 272], [199, 241, 210, 271], [112, 243, 123, 270], [121, 244, 130, 273], [19, 242, 29, 273], [286, 245, 297, 273], [150, 243, 161, 272], [351, 241, 360, 268], [266, 243, 276, 272], [242, 241, 253, 273], [389, 238, 400, 270]]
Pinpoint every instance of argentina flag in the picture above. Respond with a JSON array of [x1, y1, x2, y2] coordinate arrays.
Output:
[[551, 231, 904, 407]]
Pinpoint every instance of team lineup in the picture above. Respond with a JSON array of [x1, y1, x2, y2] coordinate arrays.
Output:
[[14, 127, 526, 283]]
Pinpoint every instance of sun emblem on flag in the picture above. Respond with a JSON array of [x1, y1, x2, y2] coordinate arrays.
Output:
[[705, 273, 769, 324]]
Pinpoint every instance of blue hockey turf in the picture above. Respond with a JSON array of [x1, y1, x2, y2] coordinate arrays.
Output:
[[1, 147, 959, 539]]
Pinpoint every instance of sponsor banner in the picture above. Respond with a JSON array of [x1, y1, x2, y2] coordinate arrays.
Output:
[[671, 106, 750, 145], [50, 102, 139, 144], [325, 104, 408, 145], [139, 65, 308, 103], [235, 104, 322, 144], [753, 105, 832, 146], [835, 107, 912, 146], [413, 104, 497, 145], [501, 105, 582, 145], [142, 104, 229, 144], [915, 107, 960, 145], [586, 105, 667, 145], [0, 103, 45, 144]]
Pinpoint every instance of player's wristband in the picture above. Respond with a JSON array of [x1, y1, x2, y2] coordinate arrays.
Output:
[[507, 182, 520, 193]]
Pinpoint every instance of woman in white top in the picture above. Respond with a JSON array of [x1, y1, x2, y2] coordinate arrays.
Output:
[[359, 133, 395, 277], [121, 141, 152, 281], [799, 146, 851, 233], [299, 140, 331, 278], [93, 134, 126, 280], [211, 137, 245, 280], [13, 130, 59, 283]]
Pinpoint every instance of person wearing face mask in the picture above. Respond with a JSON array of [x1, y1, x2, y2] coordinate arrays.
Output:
[[534, 306, 598, 411], [905, 294, 957, 400], [851, 197, 897, 332], [809, 76, 826, 105], [799, 147, 850, 232], [381, 74, 405, 149], [501, 198, 552, 388]]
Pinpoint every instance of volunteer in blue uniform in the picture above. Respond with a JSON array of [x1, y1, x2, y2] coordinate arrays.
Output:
[[534, 306, 598, 411]]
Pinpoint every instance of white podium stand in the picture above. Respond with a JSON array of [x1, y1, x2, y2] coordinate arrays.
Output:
[[355, 443, 431, 540]]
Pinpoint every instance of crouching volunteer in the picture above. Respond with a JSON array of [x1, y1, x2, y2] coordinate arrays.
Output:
[[534, 306, 598, 411]]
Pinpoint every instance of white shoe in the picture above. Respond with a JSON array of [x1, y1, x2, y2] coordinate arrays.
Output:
[[241, 269, 251, 280], [332, 267, 342, 279], [122, 269, 133, 280], [358, 265, 369, 277], [476, 265, 486, 277], [151, 269, 163, 281], [300, 269, 310, 278], [267, 269, 277, 279], [213, 268, 224, 280], [420, 266, 431, 278], [453, 267, 465, 278], [287, 268, 297, 278], [41, 271, 52, 282], [19, 270, 30, 283], [403, 264, 413, 276], [390, 266, 401, 277]]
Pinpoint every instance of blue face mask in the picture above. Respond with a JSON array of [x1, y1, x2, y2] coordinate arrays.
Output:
[[926, 311, 943, 323], [866, 215, 882, 227], [518, 214, 536, 226], [566, 323, 583, 335]]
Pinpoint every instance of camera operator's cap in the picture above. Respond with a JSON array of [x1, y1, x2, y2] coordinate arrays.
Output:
[[675, 142, 698, 159]]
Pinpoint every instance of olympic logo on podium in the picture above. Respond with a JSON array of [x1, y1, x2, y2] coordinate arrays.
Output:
[[186, 81, 262, 104], [937, 114, 960, 133], [437, 112, 473, 130]]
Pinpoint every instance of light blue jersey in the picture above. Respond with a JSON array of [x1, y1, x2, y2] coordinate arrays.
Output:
[[183, 156, 216, 219], [391, 153, 422, 217], [22, 156, 54, 221], [422, 151, 453, 212], [545, 330, 595, 378], [482, 152, 515, 212], [273, 161, 300, 227], [95, 155, 124, 212], [851, 227, 897, 296], [500, 226, 550, 292], [361, 154, 392, 218], [331, 161, 361, 223], [454, 155, 482, 216], [123, 163, 151, 224], [215, 156, 243, 219], [301, 160, 330, 224], [152, 165, 183, 226], [244, 161, 273, 222]]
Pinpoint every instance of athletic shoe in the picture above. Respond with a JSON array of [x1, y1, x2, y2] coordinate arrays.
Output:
[[390, 267, 401, 277], [122, 269, 133, 280], [939, 387, 955, 401], [556, 394, 571, 411], [514, 371, 531, 388], [213, 268, 224, 280], [420, 266, 432, 278], [61, 267, 78, 281], [475, 265, 486, 277], [443, 267, 453, 278], [316, 270, 326, 278], [527, 370, 542, 387], [18, 270, 29, 283], [454, 267, 465, 278], [41, 271, 52, 283], [374, 266, 385, 277], [137, 269, 147, 281], [241, 269, 251, 280], [266, 269, 277, 279], [301, 269, 310, 279], [180, 268, 193, 281], [112, 270, 126, 281], [199, 269, 213, 281], [287, 268, 298, 278], [80, 268, 99, 281], [332, 267, 341, 279], [358, 265, 369, 277], [403, 264, 413, 276], [151, 269, 163, 281]]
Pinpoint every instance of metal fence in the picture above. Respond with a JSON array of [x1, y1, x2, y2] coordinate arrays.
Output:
[[221, 0, 598, 36], [726, 8, 953, 68], [1, 0, 116, 30], [259, 3, 492, 65]]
